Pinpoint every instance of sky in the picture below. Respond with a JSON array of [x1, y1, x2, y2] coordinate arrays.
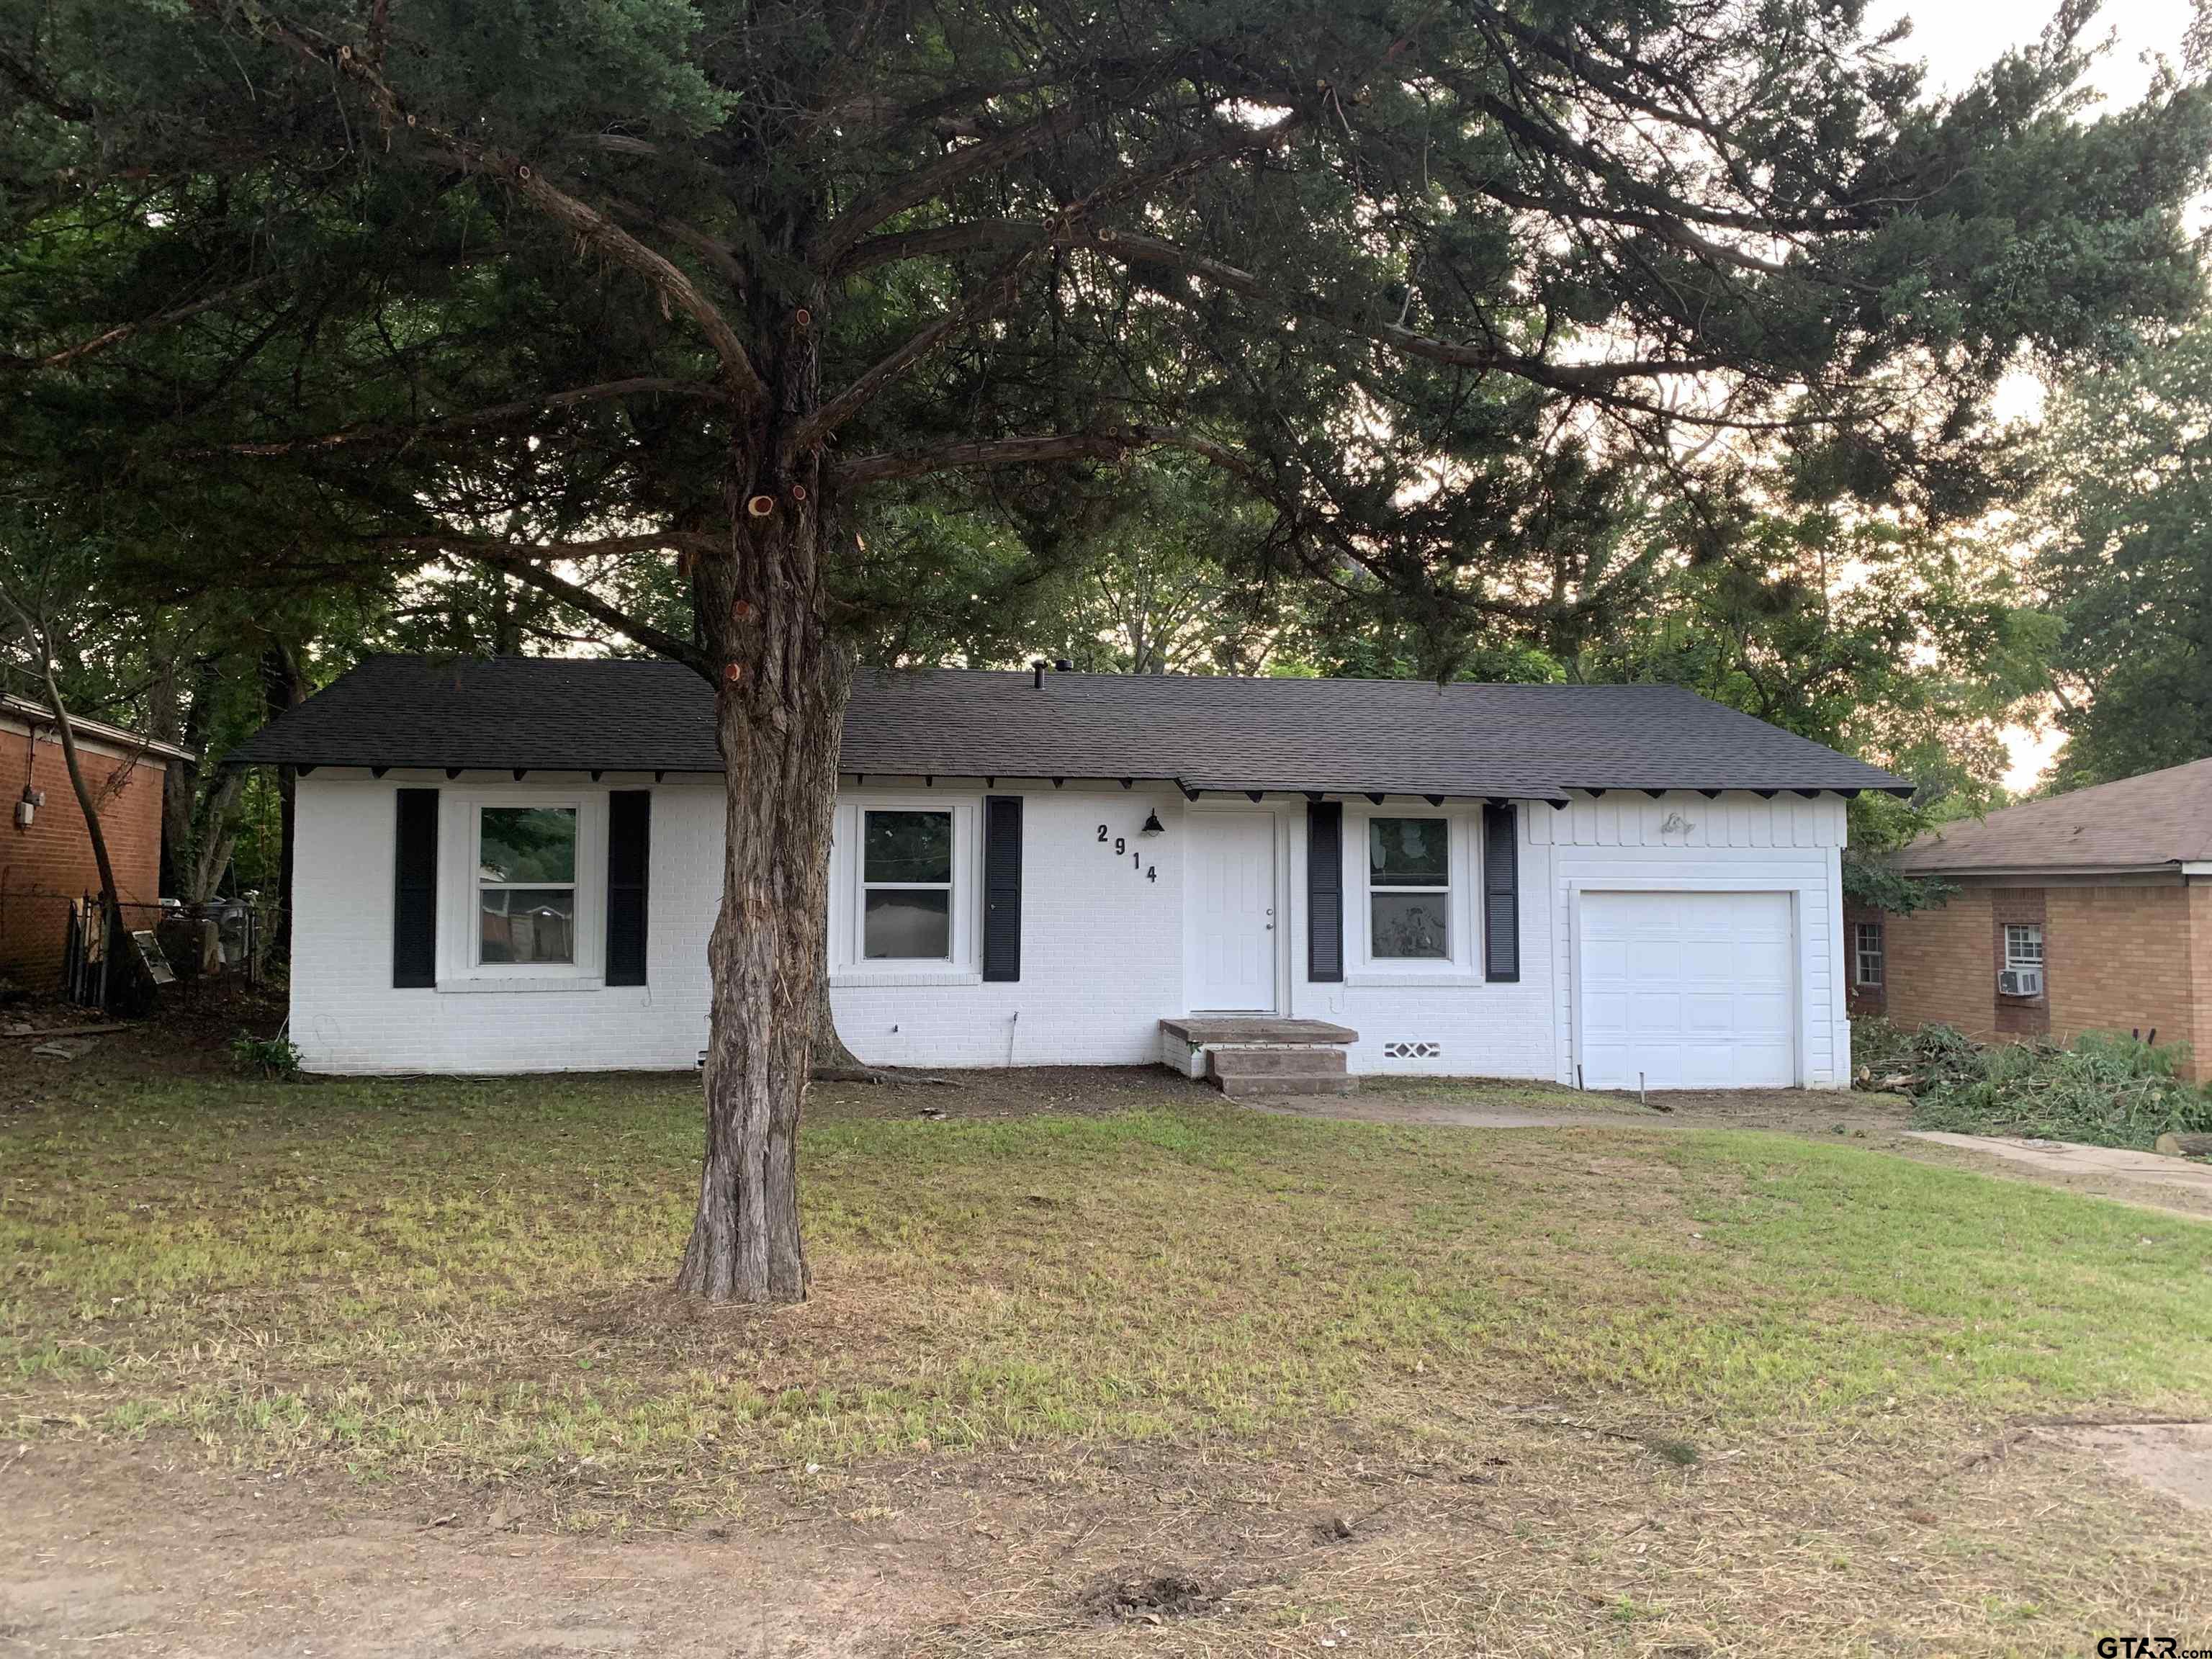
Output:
[[1869, 0, 2196, 790], [1876, 0, 2195, 102]]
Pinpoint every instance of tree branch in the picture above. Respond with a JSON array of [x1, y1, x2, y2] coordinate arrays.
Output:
[[836, 424, 1260, 486], [387, 530, 721, 564], [793, 246, 1038, 454], [184, 0, 770, 408], [391, 534, 706, 662], [3, 275, 277, 377], [214, 376, 729, 456], [0, 43, 91, 121], [832, 218, 1041, 278], [809, 98, 1092, 268], [838, 431, 1148, 485], [1097, 232, 1735, 392], [804, 111, 1308, 451]]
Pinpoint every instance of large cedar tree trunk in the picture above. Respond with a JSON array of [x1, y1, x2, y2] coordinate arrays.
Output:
[[673, 385, 855, 1301]]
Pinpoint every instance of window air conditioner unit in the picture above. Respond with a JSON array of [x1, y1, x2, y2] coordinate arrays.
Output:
[[1999, 967, 2043, 997]]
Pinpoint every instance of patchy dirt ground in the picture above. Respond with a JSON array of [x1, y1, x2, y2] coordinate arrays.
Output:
[[1, 980, 280, 1112], [9, 1406, 2212, 1658]]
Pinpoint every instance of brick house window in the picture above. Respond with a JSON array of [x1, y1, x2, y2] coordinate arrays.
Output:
[[2003, 924, 2044, 973], [1853, 920, 1884, 987]]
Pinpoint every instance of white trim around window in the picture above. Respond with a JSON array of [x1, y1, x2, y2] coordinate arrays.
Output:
[[1341, 803, 1483, 985], [436, 788, 609, 988], [2003, 923, 2044, 973], [1853, 919, 1884, 987], [829, 793, 981, 985]]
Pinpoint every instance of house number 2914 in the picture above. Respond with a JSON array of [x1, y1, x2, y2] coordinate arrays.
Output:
[[1097, 824, 1158, 882]]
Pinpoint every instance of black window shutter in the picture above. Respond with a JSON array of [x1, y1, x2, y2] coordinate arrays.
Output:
[[982, 795, 1022, 982], [1483, 802, 1520, 982], [392, 788, 439, 989], [1308, 801, 1344, 983], [605, 791, 652, 986]]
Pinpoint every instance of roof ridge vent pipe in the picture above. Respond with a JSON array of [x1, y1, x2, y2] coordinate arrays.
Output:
[[1031, 659, 1048, 688], [1054, 658, 1072, 672]]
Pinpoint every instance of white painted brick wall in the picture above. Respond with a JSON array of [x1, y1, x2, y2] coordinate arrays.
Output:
[[829, 784, 1187, 1067], [290, 772, 717, 1074], [289, 773, 1847, 1087]]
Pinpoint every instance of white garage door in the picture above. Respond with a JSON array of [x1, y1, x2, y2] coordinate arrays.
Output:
[[1578, 891, 1795, 1089]]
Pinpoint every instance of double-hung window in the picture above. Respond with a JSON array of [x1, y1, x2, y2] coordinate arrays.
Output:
[[1367, 817, 1451, 959], [1853, 920, 1884, 987], [862, 809, 954, 961], [2004, 924, 2044, 974], [477, 806, 577, 965]]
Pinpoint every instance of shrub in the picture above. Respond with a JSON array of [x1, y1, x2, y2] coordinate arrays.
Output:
[[230, 1032, 304, 1081]]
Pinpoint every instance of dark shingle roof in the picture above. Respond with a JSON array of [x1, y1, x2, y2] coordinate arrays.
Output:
[[233, 655, 1910, 799], [1894, 757, 2212, 875]]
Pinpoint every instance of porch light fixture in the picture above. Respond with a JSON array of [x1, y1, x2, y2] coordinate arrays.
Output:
[[1140, 810, 1165, 837]]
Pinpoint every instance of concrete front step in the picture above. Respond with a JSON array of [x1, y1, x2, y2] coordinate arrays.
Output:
[[1161, 1016, 1358, 1046], [1208, 1046, 1348, 1076], [1160, 1016, 1362, 1092], [1208, 1069, 1359, 1097], [1207, 1047, 1356, 1097]]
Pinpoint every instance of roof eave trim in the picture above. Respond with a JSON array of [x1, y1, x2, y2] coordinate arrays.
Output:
[[1, 696, 197, 765], [1894, 860, 2187, 879]]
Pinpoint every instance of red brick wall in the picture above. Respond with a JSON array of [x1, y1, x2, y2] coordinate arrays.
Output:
[[2045, 886, 2198, 1074], [1882, 889, 1997, 1038], [0, 729, 168, 987], [1877, 881, 2206, 1082]]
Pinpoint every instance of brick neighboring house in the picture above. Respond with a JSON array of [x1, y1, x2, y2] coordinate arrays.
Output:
[[1846, 757, 2212, 1079], [1, 696, 194, 989]]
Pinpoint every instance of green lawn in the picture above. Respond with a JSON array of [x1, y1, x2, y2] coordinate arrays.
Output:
[[6, 1069, 2211, 1514]]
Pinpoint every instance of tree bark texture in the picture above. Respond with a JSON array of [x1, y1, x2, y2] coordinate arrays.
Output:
[[673, 397, 854, 1302]]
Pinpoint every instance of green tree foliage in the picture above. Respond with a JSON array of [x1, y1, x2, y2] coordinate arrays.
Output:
[[2031, 314, 2212, 789]]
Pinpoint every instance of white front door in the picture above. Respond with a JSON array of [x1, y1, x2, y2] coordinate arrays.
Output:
[[1186, 813, 1278, 1011], [1578, 891, 1796, 1089]]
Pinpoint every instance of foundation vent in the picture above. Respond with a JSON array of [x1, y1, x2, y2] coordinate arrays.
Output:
[[1382, 1040, 1442, 1061]]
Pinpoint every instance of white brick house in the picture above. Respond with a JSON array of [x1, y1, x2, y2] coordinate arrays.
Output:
[[240, 657, 1907, 1088]]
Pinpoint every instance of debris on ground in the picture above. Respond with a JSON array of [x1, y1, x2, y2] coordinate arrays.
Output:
[[1080, 1572, 1224, 1624], [1855, 1018, 2212, 1151], [30, 1036, 100, 1061]]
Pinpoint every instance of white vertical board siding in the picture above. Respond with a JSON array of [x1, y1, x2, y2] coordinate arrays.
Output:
[[289, 772, 721, 1074], [1534, 791, 1848, 1089]]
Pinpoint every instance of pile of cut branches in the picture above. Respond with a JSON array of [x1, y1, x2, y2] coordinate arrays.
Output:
[[1856, 1020, 2212, 1150]]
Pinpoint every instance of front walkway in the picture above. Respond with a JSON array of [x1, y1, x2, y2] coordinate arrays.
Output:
[[1907, 1131, 2212, 1206]]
